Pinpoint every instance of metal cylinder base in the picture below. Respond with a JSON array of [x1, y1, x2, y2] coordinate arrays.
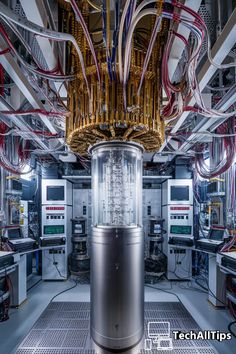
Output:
[[91, 227, 144, 351]]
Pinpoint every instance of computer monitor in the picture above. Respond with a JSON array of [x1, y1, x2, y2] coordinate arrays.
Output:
[[46, 185, 65, 201], [209, 228, 225, 241], [148, 322, 170, 342], [170, 185, 189, 201], [7, 228, 22, 239]]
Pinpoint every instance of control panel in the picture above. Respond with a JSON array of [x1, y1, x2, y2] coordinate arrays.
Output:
[[42, 206, 69, 237], [165, 206, 193, 238], [170, 214, 189, 220], [41, 204, 72, 280], [46, 214, 65, 220], [162, 180, 193, 280]]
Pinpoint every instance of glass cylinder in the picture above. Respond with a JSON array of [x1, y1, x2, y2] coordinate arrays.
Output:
[[90, 141, 143, 227]]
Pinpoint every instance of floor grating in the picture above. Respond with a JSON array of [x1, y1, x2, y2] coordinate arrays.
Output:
[[15, 302, 218, 354]]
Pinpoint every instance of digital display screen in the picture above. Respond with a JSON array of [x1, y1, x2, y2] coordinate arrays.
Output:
[[170, 186, 189, 201], [170, 225, 191, 235], [209, 228, 224, 240], [75, 225, 83, 234], [46, 186, 64, 201], [7, 228, 22, 239], [44, 225, 64, 235], [153, 224, 161, 234]]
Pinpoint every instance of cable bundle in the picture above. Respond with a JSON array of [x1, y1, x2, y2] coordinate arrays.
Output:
[[0, 1, 236, 155], [195, 117, 236, 178], [0, 123, 31, 174]]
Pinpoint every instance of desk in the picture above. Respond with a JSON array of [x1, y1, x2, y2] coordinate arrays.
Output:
[[1, 245, 67, 307], [217, 251, 236, 276], [0, 251, 19, 277], [195, 248, 226, 307]]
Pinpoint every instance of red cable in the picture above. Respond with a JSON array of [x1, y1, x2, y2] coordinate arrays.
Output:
[[0, 109, 67, 117], [0, 64, 4, 96], [31, 130, 58, 137], [0, 48, 10, 55], [0, 24, 65, 77]]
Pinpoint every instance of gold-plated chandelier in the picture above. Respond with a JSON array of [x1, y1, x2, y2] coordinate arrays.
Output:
[[59, 0, 168, 155]]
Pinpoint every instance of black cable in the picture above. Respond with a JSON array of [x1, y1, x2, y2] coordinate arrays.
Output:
[[145, 276, 173, 291], [169, 251, 191, 280], [228, 321, 236, 338], [145, 272, 165, 284], [146, 277, 209, 299], [169, 270, 192, 280], [195, 278, 208, 291], [27, 279, 42, 292], [208, 288, 226, 306], [145, 284, 184, 306], [52, 252, 66, 279], [194, 276, 226, 306], [176, 280, 208, 295], [49, 279, 78, 303]]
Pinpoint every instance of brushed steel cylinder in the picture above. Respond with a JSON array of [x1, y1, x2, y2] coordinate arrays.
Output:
[[91, 226, 144, 351]]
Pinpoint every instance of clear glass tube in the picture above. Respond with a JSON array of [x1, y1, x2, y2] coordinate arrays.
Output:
[[90, 141, 143, 227]]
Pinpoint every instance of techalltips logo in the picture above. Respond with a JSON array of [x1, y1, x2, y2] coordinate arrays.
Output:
[[144, 321, 232, 351], [145, 322, 173, 351], [172, 330, 232, 342]]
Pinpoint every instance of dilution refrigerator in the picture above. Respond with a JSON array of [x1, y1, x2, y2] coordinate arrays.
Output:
[[90, 141, 144, 351]]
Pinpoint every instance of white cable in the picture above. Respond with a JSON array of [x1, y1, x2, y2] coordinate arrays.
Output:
[[172, 19, 236, 119], [0, 3, 90, 96], [123, 8, 157, 85], [134, 0, 157, 16], [118, 0, 131, 82], [87, 0, 102, 12], [137, 16, 162, 95], [206, 85, 231, 92]]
